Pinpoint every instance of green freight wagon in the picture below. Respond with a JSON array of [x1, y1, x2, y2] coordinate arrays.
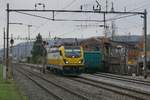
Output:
[[84, 51, 104, 73]]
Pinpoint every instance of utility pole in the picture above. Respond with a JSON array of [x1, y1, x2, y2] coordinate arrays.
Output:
[[111, 2, 115, 40], [143, 9, 147, 79], [3, 28, 6, 63], [106, 0, 108, 12], [6, 3, 9, 80], [104, 0, 108, 37], [3, 27, 6, 79], [27, 25, 32, 57], [104, 13, 106, 37], [42, 41, 47, 74], [28, 25, 32, 42]]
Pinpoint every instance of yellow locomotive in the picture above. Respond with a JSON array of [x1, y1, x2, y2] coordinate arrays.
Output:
[[46, 46, 84, 75]]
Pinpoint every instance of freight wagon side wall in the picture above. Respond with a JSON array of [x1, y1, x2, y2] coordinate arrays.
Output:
[[84, 51, 104, 72]]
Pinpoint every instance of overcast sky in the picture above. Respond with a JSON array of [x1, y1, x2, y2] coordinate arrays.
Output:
[[0, 0, 150, 48]]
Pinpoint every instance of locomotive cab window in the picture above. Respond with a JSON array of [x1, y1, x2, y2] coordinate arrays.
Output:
[[64, 46, 81, 58]]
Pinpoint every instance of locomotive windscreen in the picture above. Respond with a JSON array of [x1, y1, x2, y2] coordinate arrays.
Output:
[[64, 46, 81, 58]]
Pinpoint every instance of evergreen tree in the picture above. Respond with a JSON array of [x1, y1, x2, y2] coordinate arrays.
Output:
[[31, 33, 44, 63]]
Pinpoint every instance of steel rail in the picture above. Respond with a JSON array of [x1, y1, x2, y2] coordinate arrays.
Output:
[[16, 65, 89, 100], [69, 75, 150, 100], [15, 68, 63, 100], [94, 72, 150, 85], [15, 63, 150, 99]]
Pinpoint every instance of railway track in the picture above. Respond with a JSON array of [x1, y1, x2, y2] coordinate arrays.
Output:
[[15, 65, 90, 100], [15, 63, 150, 100], [69, 74, 150, 100], [15, 68, 62, 100], [94, 72, 150, 85]]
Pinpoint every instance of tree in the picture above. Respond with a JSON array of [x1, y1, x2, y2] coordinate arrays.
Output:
[[31, 33, 45, 63]]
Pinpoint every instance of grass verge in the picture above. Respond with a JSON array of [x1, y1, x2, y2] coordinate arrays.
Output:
[[0, 64, 28, 100]]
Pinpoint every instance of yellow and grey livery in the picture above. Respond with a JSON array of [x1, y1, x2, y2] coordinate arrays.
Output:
[[46, 46, 84, 75]]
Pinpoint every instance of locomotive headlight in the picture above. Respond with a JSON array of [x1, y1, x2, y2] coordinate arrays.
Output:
[[78, 61, 81, 64], [63, 59, 68, 64], [65, 61, 69, 64], [78, 59, 83, 64]]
